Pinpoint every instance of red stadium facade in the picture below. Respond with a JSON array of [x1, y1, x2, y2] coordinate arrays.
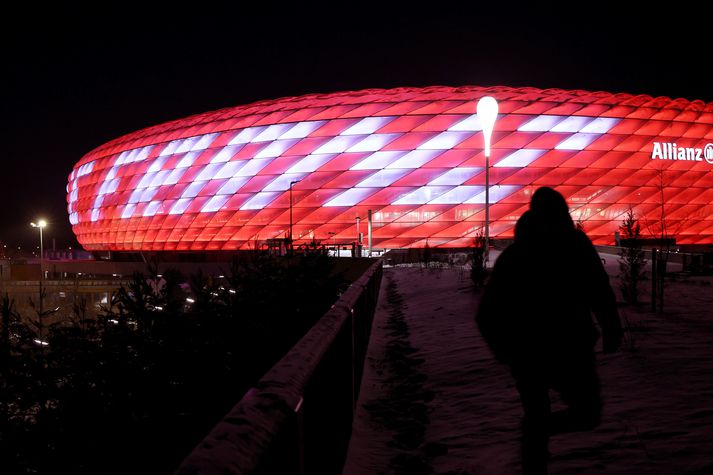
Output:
[[67, 86, 713, 251]]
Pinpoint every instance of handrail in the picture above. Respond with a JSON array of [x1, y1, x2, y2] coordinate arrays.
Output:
[[175, 260, 383, 475]]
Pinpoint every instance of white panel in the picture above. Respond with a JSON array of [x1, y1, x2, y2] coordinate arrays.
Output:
[[143, 200, 162, 217], [135, 145, 154, 162], [313, 135, 364, 154], [279, 120, 326, 139], [176, 137, 200, 154], [91, 209, 100, 222], [169, 198, 191, 215], [429, 185, 484, 204], [386, 149, 442, 169], [136, 172, 157, 190], [115, 150, 130, 165], [77, 161, 95, 177], [264, 173, 307, 192], [163, 168, 186, 185], [448, 114, 483, 131], [216, 176, 250, 195], [252, 124, 293, 142], [550, 116, 593, 133], [324, 188, 377, 207], [160, 139, 183, 156], [341, 116, 395, 135], [465, 185, 521, 204], [417, 131, 472, 150], [240, 191, 280, 210], [210, 144, 243, 163], [190, 133, 219, 151], [126, 149, 140, 163], [350, 151, 407, 170], [107, 179, 120, 194], [201, 195, 229, 213], [139, 187, 158, 203], [217, 176, 249, 195], [229, 126, 265, 145], [177, 151, 201, 168], [355, 169, 410, 188], [235, 158, 272, 177], [105, 167, 118, 181], [121, 204, 136, 219], [346, 133, 400, 152], [181, 181, 207, 198], [127, 188, 143, 204], [518, 115, 564, 132], [215, 160, 247, 179], [555, 133, 598, 151], [494, 149, 546, 168], [195, 163, 224, 182], [148, 156, 168, 173], [429, 167, 482, 186], [254, 139, 299, 159], [392, 186, 452, 205], [286, 154, 334, 173], [580, 117, 620, 133]]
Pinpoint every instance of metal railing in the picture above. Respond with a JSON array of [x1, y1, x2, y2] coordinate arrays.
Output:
[[175, 260, 383, 475]]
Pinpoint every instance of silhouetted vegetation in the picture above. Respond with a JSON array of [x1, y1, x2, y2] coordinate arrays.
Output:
[[470, 231, 487, 289], [618, 209, 647, 305], [0, 254, 347, 474]]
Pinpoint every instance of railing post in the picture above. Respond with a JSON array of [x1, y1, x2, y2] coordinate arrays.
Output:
[[350, 307, 356, 418], [651, 248, 658, 312]]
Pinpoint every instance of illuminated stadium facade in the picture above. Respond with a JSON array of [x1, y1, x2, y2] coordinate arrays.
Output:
[[67, 86, 713, 251]]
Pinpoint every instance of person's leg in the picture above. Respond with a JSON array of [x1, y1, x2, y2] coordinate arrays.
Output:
[[515, 373, 551, 475], [550, 355, 601, 435]]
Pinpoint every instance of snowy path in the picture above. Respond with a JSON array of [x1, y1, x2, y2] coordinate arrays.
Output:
[[343, 266, 521, 474], [343, 265, 713, 474]]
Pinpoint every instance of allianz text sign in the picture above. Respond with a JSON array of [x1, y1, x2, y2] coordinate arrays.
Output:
[[651, 142, 713, 164]]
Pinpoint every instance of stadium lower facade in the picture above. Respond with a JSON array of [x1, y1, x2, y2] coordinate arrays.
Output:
[[67, 86, 713, 250]]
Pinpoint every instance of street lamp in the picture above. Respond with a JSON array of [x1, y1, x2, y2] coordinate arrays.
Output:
[[477, 96, 499, 267], [289, 180, 300, 255], [30, 219, 47, 314]]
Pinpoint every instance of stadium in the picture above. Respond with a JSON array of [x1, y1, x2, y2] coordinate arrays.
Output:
[[67, 86, 713, 251]]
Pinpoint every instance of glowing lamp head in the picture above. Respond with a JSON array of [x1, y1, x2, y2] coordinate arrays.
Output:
[[477, 96, 499, 157], [31, 220, 47, 228]]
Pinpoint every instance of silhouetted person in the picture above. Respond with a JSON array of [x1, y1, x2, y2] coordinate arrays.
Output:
[[476, 187, 622, 475]]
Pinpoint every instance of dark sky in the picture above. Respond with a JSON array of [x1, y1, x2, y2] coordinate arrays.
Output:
[[4, 2, 712, 250]]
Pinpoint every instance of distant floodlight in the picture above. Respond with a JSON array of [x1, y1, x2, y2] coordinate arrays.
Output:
[[477, 96, 499, 269], [477, 96, 499, 157]]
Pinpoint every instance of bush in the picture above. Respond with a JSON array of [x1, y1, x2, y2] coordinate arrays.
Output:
[[0, 254, 346, 474]]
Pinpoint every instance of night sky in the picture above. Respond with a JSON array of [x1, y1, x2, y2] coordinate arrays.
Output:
[[4, 2, 712, 250]]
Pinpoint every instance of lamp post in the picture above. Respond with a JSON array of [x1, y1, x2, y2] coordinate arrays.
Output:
[[477, 96, 499, 267], [30, 219, 47, 315], [289, 180, 299, 255]]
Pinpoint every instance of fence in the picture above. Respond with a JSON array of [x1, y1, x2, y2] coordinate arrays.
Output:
[[175, 260, 383, 475]]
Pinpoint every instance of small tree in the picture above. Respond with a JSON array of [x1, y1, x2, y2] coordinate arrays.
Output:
[[471, 230, 487, 289], [618, 209, 646, 305], [422, 241, 432, 268], [1, 293, 18, 370]]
